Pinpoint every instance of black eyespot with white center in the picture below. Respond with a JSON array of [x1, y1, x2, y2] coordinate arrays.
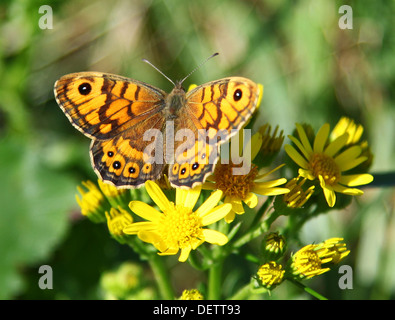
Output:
[[129, 167, 136, 174], [107, 151, 114, 157], [192, 163, 199, 170], [112, 161, 121, 169], [233, 88, 242, 101], [181, 168, 186, 175], [78, 82, 92, 95]]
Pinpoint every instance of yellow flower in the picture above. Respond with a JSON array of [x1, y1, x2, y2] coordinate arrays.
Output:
[[288, 245, 330, 279], [331, 117, 374, 171], [76, 180, 108, 223], [204, 162, 288, 223], [257, 261, 285, 289], [105, 207, 134, 244], [288, 238, 349, 280], [283, 176, 315, 208], [179, 289, 204, 300], [330, 117, 364, 145], [284, 123, 374, 207], [203, 132, 289, 223], [123, 181, 231, 262], [318, 237, 350, 265]]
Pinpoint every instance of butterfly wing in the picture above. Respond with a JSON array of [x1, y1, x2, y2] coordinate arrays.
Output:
[[90, 111, 166, 188], [168, 77, 261, 188], [54, 72, 167, 188], [54, 72, 166, 140]]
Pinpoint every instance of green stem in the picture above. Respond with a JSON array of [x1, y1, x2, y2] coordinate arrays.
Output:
[[229, 283, 251, 300], [233, 208, 282, 250], [207, 260, 223, 300], [148, 254, 175, 300], [287, 278, 328, 300]]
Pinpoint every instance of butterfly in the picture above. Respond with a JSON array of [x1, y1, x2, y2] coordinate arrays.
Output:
[[54, 64, 261, 189]]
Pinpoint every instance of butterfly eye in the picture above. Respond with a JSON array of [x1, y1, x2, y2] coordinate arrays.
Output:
[[78, 82, 92, 95], [233, 88, 242, 101]]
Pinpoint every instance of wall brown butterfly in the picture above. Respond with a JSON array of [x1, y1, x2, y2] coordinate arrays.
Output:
[[54, 62, 261, 189]]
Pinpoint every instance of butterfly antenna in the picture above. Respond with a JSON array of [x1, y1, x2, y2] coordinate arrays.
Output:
[[180, 52, 219, 85], [142, 58, 175, 86]]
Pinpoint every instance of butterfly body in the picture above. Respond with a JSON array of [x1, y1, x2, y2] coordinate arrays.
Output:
[[54, 72, 261, 189], [164, 83, 186, 119]]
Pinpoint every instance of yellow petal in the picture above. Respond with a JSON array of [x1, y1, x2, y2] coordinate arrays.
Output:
[[336, 156, 368, 172], [224, 211, 236, 223], [299, 168, 315, 180], [255, 163, 285, 180], [176, 185, 201, 211], [195, 190, 223, 217], [129, 201, 163, 222], [137, 230, 162, 244], [226, 196, 245, 214], [332, 184, 364, 195], [325, 133, 348, 157], [201, 203, 232, 226], [158, 247, 179, 256], [202, 229, 228, 245], [244, 192, 258, 208], [314, 123, 330, 153], [320, 176, 336, 207], [284, 144, 309, 169], [339, 174, 374, 187], [145, 181, 171, 212], [334, 146, 362, 168], [178, 247, 192, 262], [250, 132, 263, 161], [296, 123, 314, 155], [123, 221, 156, 234], [256, 84, 264, 109]]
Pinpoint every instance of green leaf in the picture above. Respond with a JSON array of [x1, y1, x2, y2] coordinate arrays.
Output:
[[0, 137, 77, 298]]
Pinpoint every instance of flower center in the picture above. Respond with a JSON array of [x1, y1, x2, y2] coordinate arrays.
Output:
[[213, 162, 258, 200], [309, 153, 340, 185], [159, 204, 203, 249]]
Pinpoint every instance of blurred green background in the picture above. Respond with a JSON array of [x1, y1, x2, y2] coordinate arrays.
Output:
[[0, 0, 394, 299]]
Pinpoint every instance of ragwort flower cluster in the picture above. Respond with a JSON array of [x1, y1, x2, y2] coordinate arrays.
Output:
[[74, 80, 374, 299]]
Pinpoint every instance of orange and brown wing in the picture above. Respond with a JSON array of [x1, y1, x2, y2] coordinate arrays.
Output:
[[90, 111, 166, 188], [185, 77, 260, 138], [54, 72, 166, 140], [168, 77, 260, 189]]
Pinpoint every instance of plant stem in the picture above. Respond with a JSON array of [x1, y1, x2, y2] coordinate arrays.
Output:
[[229, 283, 251, 300], [287, 278, 328, 300], [148, 254, 175, 299], [207, 260, 223, 300]]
